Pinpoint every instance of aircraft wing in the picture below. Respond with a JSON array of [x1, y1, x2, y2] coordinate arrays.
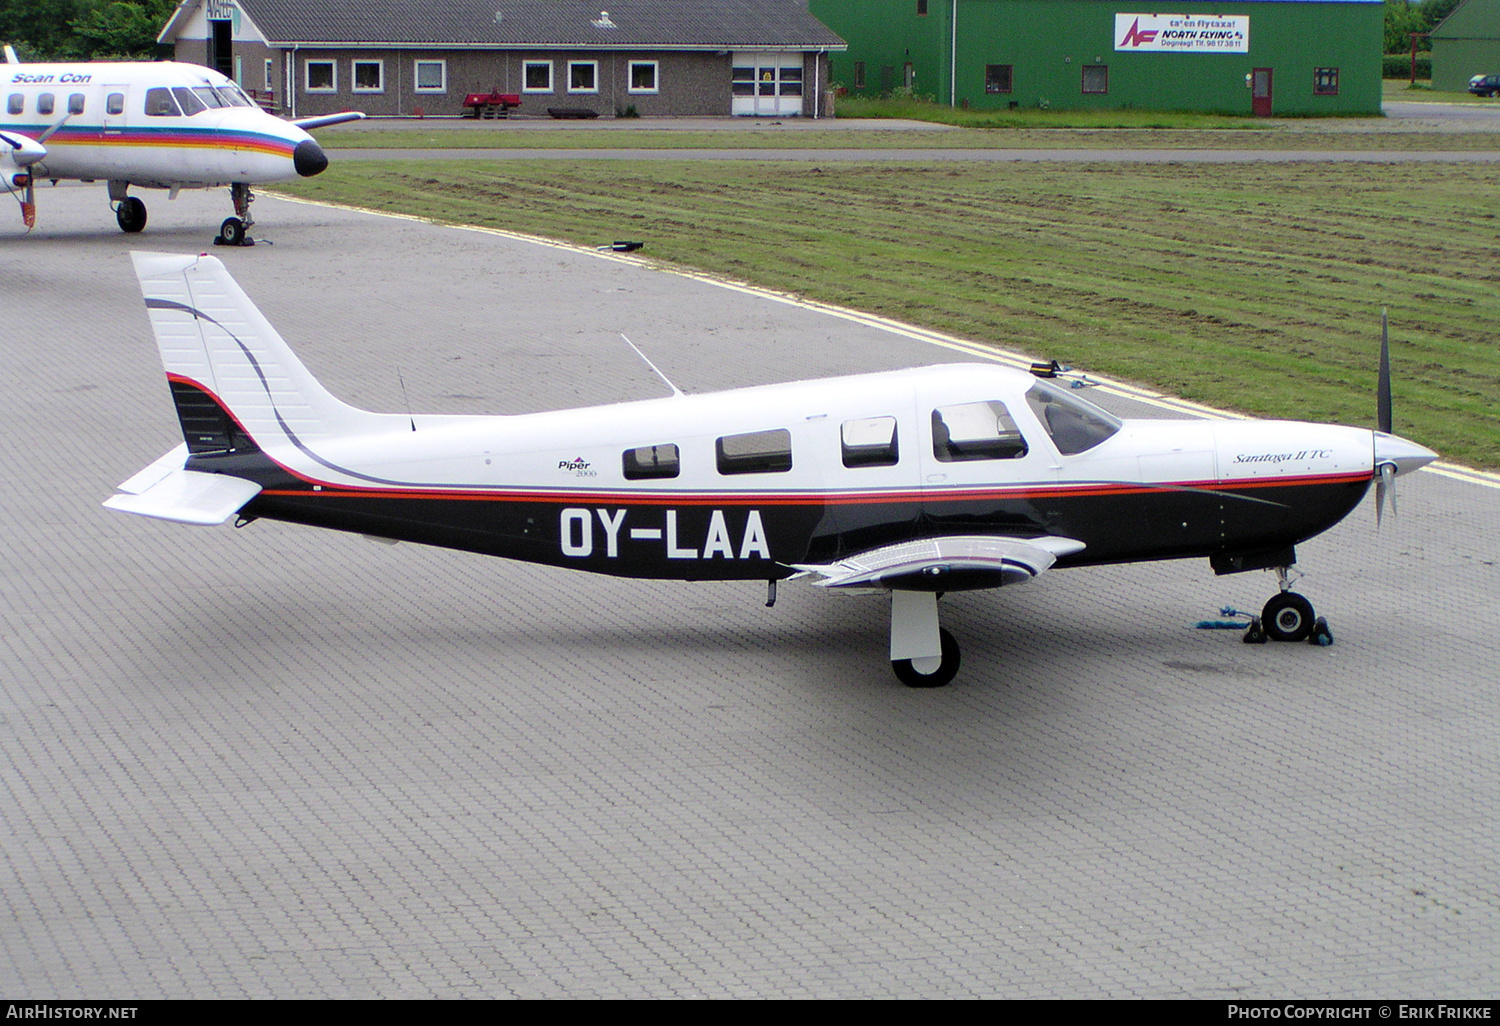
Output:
[[795, 534, 1085, 592], [290, 112, 367, 130], [103, 445, 261, 526]]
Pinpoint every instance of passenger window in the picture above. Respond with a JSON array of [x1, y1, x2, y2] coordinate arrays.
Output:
[[717, 429, 793, 475], [623, 443, 680, 480], [68, 93, 85, 114], [841, 416, 899, 468], [144, 88, 180, 117], [106, 92, 124, 115], [5, 94, 21, 115], [37, 93, 54, 116], [932, 401, 1028, 462], [1024, 380, 1122, 456]]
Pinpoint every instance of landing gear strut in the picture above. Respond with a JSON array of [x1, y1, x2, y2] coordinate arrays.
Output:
[[215, 182, 255, 247], [889, 591, 962, 687]]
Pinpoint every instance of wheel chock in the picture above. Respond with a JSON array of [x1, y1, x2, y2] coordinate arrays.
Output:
[[1243, 617, 1267, 644], [1308, 617, 1334, 647]]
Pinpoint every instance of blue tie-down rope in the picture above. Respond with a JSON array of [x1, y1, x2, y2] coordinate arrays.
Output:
[[1195, 607, 1253, 630]]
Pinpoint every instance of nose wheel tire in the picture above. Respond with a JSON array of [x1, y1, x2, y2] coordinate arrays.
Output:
[[216, 217, 249, 247], [892, 628, 961, 688], [115, 197, 147, 234], [1262, 592, 1315, 643]]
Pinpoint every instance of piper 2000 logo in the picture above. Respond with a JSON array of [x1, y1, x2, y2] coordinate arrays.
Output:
[[560, 507, 770, 560]]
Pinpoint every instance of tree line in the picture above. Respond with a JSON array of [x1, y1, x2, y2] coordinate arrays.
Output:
[[1385, 0, 1466, 53], [1, 0, 178, 60]]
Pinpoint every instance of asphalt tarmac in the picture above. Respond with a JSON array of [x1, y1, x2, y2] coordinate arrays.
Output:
[[1, 182, 1496, 998]]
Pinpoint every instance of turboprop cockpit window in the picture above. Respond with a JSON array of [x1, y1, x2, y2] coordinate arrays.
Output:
[[1023, 381, 1122, 456], [842, 416, 899, 468], [932, 401, 1028, 462], [172, 87, 208, 116], [717, 429, 793, 475], [191, 87, 228, 109], [623, 443, 680, 480], [145, 88, 181, 117]]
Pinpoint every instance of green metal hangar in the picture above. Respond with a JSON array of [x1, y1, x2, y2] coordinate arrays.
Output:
[[157, 0, 847, 118], [809, 0, 1382, 114]]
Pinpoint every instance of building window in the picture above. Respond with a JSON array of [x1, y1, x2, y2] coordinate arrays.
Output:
[[523, 61, 553, 93], [628, 60, 658, 94], [265, 59, 274, 92], [568, 60, 599, 94], [917, 0, 929, 13], [353, 60, 384, 93], [985, 64, 1013, 94], [414, 60, 447, 93], [1082, 65, 1108, 95], [854, 61, 865, 89], [1314, 67, 1339, 96], [305, 60, 336, 93]]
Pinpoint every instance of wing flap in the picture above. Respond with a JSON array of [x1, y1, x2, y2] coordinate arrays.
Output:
[[103, 468, 261, 526], [797, 535, 1085, 591]]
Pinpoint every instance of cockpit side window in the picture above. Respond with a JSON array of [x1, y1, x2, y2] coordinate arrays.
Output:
[[191, 86, 228, 109], [1023, 381, 1122, 456], [931, 401, 1028, 462], [144, 87, 181, 117], [172, 87, 208, 116]]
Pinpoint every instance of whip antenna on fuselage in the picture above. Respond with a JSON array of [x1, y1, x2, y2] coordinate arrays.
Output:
[[619, 333, 683, 398]]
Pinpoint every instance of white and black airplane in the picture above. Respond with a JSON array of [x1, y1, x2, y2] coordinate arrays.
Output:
[[105, 253, 1438, 686], [1, 47, 360, 244]]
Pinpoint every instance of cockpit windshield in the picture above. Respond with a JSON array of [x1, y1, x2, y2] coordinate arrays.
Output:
[[1024, 380, 1123, 455]]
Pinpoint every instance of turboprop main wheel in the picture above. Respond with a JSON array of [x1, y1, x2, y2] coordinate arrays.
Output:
[[116, 197, 147, 233], [892, 628, 961, 688], [1262, 592, 1315, 643], [217, 217, 248, 247]]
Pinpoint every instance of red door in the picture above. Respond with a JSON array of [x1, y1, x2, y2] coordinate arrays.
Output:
[[1252, 68, 1273, 117]]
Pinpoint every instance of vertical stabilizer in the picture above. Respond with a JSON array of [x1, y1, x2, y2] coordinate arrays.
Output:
[[131, 252, 382, 450]]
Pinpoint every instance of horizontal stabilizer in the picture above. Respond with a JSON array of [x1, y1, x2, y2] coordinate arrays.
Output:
[[113, 443, 188, 495], [797, 535, 1085, 592], [103, 468, 261, 526]]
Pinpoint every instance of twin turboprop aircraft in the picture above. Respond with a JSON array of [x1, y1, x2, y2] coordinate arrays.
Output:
[[106, 253, 1438, 687], [1, 47, 360, 244]]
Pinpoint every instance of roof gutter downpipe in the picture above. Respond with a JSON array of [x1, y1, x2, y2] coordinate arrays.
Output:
[[949, 0, 957, 107]]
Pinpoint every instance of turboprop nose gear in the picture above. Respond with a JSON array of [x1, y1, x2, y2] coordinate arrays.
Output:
[[215, 182, 255, 247]]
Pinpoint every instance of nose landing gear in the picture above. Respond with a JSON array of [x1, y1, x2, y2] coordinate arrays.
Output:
[[1247, 566, 1330, 646], [215, 182, 255, 247]]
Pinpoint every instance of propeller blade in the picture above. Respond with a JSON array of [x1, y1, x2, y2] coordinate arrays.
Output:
[[1375, 462, 1395, 528], [1378, 308, 1393, 435]]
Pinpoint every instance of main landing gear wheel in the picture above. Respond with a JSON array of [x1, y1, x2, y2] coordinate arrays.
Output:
[[892, 628, 961, 688], [216, 217, 248, 247], [115, 197, 146, 233], [1262, 592, 1315, 643]]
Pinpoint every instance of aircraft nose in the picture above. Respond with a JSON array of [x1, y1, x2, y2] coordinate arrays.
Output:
[[293, 138, 328, 177], [1374, 432, 1438, 477]]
